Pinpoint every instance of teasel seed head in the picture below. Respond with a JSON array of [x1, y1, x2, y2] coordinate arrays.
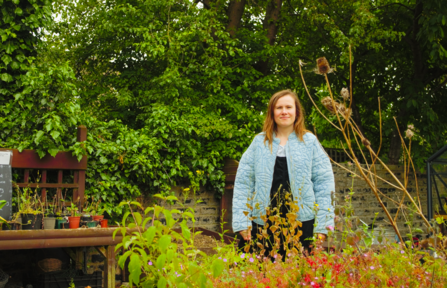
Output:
[[314, 57, 334, 75], [405, 124, 414, 139], [336, 104, 351, 119], [321, 97, 337, 113], [361, 138, 371, 147], [341, 88, 350, 101]]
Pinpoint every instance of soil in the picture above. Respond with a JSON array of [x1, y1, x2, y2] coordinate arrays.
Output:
[[176, 233, 227, 249]]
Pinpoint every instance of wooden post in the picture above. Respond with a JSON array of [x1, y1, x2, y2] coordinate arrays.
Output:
[[77, 125, 87, 208], [104, 245, 116, 288]]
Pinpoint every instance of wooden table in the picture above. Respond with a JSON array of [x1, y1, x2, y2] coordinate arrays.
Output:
[[0, 228, 129, 287]]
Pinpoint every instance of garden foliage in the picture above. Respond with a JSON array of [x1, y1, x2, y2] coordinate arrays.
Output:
[[1, 0, 447, 218]]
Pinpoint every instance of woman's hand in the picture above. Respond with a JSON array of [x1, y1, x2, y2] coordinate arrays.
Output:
[[239, 229, 251, 241]]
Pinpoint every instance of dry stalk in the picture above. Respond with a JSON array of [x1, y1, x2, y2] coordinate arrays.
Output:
[[298, 48, 436, 243]]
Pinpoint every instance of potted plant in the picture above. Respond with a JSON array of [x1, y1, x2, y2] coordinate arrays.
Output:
[[67, 201, 81, 229], [90, 199, 106, 222], [42, 197, 57, 230], [17, 185, 43, 230]]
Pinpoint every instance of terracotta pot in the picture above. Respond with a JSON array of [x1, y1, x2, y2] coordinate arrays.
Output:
[[100, 219, 108, 228], [68, 216, 81, 229], [92, 215, 104, 221]]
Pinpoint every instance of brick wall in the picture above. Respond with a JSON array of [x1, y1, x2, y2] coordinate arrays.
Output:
[[157, 164, 437, 239], [333, 163, 432, 237]]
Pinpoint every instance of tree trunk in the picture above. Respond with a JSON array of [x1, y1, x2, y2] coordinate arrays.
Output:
[[227, 0, 246, 38], [387, 0, 423, 165], [349, 62, 365, 138], [254, 0, 282, 75]]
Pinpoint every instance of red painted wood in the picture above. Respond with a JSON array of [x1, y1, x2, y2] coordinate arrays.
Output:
[[0, 149, 87, 170], [41, 170, 47, 202]]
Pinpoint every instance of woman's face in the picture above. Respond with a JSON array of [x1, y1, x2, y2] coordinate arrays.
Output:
[[273, 95, 296, 129]]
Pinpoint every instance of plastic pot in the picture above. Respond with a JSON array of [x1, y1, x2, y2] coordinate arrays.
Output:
[[100, 219, 108, 228], [86, 221, 97, 228], [43, 217, 56, 230], [56, 218, 67, 229], [22, 213, 43, 230], [68, 216, 81, 229]]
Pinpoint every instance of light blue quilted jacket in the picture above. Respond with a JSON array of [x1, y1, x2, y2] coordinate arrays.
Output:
[[232, 131, 335, 234]]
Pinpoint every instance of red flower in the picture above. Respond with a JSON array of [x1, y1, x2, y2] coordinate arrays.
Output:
[[261, 278, 270, 284], [304, 274, 312, 282]]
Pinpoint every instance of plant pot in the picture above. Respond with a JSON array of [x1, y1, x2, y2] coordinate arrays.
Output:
[[92, 215, 104, 221], [56, 218, 67, 229], [100, 219, 108, 228], [1, 222, 20, 231], [86, 221, 97, 228], [68, 216, 81, 229], [81, 215, 92, 222], [43, 217, 56, 230], [61, 222, 70, 229], [22, 213, 43, 230]]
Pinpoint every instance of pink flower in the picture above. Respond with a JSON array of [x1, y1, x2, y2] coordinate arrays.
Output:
[[327, 225, 334, 231], [249, 257, 254, 263], [148, 261, 153, 266], [240, 253, 245, 259], [370, 266, 375, 270]]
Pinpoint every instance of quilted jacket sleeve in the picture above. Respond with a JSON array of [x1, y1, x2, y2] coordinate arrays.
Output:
[[310, 138, 335, 234], [232, 138, 256, 233]]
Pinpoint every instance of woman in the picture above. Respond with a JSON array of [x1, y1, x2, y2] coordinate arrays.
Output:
[[232, 89, 335, 259]]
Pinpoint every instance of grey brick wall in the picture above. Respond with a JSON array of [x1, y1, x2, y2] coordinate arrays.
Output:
[[156, 164, 439, 237]]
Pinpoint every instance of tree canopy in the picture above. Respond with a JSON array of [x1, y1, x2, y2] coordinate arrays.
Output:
[[1, 0, 446, 215]]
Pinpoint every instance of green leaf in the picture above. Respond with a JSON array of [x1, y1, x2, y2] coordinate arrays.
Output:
[[50, 130, 60, 140], [413, 228, 424, 234], [129, 254, 141, 285], [1, 73, 13, 82], [0, 200, 6, 210], [12, 0, 19, 4], [134, 212, 142, 226], [14, 7, 23, 15], [100, 156, 108, 164], [156, 253, 166, 269], [211, 259, 224, 277], [34, 130, 44, 144], [143, 226, 156, 244], [159, 235, 171, 252], [199, 273, 207, 288], [157, 277, 167, 288], [1, 55, 12, 66], [180, 222, 191, 241], [48, 148, 59, 157]]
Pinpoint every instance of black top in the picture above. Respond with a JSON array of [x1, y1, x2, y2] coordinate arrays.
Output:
[[270, 156, 290, 218]]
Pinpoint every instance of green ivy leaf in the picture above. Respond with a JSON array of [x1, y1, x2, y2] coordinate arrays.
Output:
[[50, 130, 60, 140], [14, 7, 23, 15], [34, 130, 44, 144], [1, 73, 13, 82], [48, 148, 59, 157]]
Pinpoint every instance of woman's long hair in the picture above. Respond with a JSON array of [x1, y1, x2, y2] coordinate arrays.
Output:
[[262, 89, 308, 150]]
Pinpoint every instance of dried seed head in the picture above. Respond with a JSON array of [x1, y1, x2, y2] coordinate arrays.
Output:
[[314, 57, 334, 75], [405, 124, 414, 139], [341, 88, 350, 101], [321, 97, 336, 113], [337, 104, 352, 119], [361, 138, 371, 147]]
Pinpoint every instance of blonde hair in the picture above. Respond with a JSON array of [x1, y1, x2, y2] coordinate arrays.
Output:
[[262, 89, 308, 150]]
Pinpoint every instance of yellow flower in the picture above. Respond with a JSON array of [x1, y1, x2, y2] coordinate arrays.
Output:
[[314, 203, 319, 207], [183, 188, 190, 192], [327, 208, 331, 211], [196, 170, 201, 174]]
